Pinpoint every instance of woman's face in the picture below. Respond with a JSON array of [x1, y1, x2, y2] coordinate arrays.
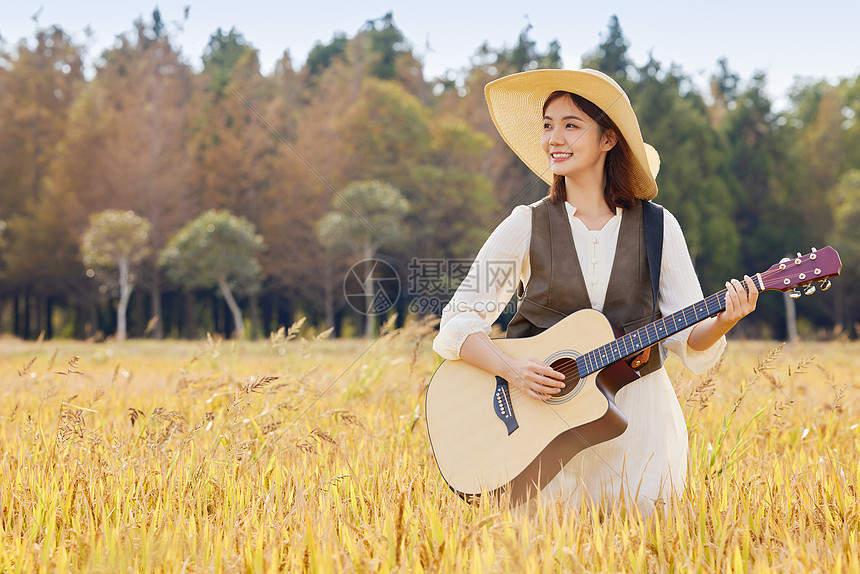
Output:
[[540, 94, 615, 181]]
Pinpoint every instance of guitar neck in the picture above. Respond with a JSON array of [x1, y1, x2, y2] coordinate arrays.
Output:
[[576, 279, 759, 378]]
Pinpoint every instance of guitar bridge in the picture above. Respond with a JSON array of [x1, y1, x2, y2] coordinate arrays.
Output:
[[494, 376, 519, 435]]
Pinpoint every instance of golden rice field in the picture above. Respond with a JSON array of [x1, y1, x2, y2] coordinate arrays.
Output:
[[1, 319, 858, 573]]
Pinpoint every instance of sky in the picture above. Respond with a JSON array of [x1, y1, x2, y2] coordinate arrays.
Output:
[[2, 1, 859, 109]]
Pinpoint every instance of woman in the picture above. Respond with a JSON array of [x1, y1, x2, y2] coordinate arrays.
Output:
[[432, 69, 758, 515]]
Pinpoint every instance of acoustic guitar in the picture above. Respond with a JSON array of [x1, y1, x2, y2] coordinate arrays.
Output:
[[425, 247, 842, 504]]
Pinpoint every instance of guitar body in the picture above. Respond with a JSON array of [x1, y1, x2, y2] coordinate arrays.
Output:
[[425, 308, 640, 503]]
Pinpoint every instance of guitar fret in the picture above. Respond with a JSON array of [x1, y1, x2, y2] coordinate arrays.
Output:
[[707, 294, 720, 315], [711, 295, 723, 313], [646, 322, 658, 345]]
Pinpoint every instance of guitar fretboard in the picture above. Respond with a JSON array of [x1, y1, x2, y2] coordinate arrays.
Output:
[[576, 289, 731, 377]]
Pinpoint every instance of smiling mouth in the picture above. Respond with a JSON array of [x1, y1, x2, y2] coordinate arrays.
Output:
[[551, 152, 572, 161]]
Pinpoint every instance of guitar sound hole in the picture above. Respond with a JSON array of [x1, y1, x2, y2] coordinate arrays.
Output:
[[549, 357, 580, 398]]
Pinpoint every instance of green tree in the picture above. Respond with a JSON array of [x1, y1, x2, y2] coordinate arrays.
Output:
[[340, 79, 430, 190], [408, 119, 500, 259], [709, 57, 740, 128], [723, 73, 801, 261], [317, 181, 408, 337], [629, 58, 740, 293], [719, 72, 819, 335], [359, 12, 411, 81], [795, 83, 843, 198], [783, 74, 860, 334], [840, 73, 860, 173], [306, 32, 348, 77], [829, 170, 860, 333], [160, 210, 264, 339], [581, 15, 631, 81], [465, 22, 562, 78], [199, 27, 257, 92], [488, 22, 562, 73], [81, 210, 152, 341], [301, 13, 426, 99]]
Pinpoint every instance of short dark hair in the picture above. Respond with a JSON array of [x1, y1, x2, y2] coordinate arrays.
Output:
[[542, 91, 637, 209]]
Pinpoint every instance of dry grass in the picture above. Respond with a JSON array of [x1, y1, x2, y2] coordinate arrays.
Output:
[[1, 321, 858, 572]]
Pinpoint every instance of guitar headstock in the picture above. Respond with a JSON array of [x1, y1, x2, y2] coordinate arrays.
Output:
[[758, 247, 842, 296]]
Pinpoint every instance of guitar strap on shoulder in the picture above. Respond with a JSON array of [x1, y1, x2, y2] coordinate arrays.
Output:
[[642, 200, 664, 321]]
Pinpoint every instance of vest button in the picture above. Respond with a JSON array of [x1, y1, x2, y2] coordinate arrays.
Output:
[[591, 258, 597, 264]]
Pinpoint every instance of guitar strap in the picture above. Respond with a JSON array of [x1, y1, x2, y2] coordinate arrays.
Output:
[[642, 200, 664, 321], [627, 200, 663, 369]]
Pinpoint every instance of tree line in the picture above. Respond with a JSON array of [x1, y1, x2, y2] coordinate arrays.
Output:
[[0, 12, 858, 340]]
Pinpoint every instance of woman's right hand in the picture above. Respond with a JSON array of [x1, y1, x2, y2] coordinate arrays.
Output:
[[459, 332, 565, 401], [503, 358, 566, 401]]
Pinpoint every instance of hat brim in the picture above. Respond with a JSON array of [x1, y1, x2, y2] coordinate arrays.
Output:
[[485, 69, 659, 200]]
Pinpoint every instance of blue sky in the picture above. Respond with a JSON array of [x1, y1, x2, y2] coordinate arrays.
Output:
[[2, 1, 858, 109]]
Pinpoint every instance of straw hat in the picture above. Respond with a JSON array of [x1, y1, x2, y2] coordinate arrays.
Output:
[[484, 68, 660, 200]]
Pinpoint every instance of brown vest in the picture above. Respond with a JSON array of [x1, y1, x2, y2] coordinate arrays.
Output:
[[506, 197, 665, 375]]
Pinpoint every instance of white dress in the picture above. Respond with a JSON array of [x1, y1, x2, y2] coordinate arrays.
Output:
[[432, 200, 725, 515]]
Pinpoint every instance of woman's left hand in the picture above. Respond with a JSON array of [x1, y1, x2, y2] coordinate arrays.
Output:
[[688, 275, 759, 351], [718, 275, 758, 326]]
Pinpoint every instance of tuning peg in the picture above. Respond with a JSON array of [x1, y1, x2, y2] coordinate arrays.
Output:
[[819, 278, 832, 291], [789, 289, 802, 300], [803, 284, 816, 296]]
